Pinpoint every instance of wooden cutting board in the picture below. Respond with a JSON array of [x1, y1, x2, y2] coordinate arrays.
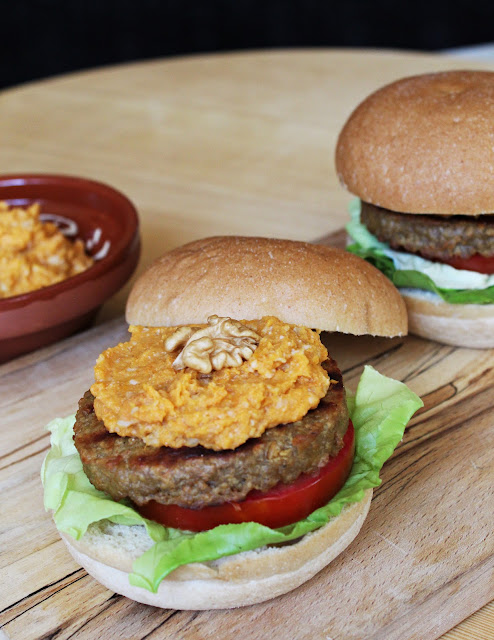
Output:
[[1, 230, 493, 640]]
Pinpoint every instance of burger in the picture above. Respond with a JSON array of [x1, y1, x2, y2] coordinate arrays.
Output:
[[42, 236, 422, 609], [335, 70, 494, 349]]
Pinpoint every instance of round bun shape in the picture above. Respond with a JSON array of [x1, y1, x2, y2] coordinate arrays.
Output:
[[60, 489, 372, 610], [402, 289, 494, 348], [336, 70, 494, 215], [126, 236, 407, 337]]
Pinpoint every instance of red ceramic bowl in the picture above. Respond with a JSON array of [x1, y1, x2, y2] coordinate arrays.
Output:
[[0, 174, 140, 363]]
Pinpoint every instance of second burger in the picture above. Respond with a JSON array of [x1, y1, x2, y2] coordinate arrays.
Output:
[[336, 70, 494, 348]]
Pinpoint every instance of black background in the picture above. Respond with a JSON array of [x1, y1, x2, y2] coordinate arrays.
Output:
[[2, 0, 494, 90]]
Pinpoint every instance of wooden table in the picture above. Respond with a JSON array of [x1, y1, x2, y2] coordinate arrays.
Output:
[[1, 49, 493, 639]]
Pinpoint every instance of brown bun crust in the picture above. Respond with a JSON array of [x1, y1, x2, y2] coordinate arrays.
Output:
[[60, 489, 372, 610], [336, 70, 494, 215], [402, 290, 494, 348], [126, 236, 407, 337]]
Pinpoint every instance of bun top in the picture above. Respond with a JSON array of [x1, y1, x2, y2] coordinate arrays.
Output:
[[336, 70, 494, 215], [126, 236, 407, 337]]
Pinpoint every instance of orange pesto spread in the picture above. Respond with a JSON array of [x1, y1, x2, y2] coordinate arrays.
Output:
[[91, 316, 330, 450], [0, 201, 93, 299]]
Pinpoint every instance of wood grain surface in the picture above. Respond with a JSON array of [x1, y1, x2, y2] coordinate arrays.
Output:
[[1, 49, 494, 639]]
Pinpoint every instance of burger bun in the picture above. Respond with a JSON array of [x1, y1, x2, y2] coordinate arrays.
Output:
[[401, 289, 494, 349], [336, 70, 494, 215], [61, 490, 372, 610], [126, 236, 407, 338]]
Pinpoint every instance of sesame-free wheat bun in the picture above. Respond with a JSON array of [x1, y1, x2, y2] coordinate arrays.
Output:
[[336, 70, 494, 215], [126, 236, 407, 337], [336, 71, 494, 348], [401, 289, 494, 349], [60, 491, 372, 610]]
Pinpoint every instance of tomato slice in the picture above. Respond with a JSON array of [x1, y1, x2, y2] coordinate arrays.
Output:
[[433, 253, 494, 275], [137, 421, 355, 532]]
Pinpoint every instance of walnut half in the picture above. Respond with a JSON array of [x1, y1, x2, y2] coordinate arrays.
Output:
[[164, 315, 261, 374]]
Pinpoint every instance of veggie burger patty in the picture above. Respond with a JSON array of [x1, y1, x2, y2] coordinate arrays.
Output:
[[73, 358, 348, 509], [361, 201, 494, 261]]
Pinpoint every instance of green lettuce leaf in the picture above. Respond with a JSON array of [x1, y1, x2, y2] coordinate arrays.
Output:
[[346, 199, 494, 305], [42, 366, 422, 593], [41, 418, 167, 543]]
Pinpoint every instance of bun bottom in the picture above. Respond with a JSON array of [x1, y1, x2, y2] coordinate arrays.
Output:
[[402, 290, 494, 349], [61, 489, 372, 610]]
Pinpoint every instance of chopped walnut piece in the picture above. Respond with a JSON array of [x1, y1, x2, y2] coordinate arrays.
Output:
[[164, 326, 197, 352], [165, 315, 261, 374]]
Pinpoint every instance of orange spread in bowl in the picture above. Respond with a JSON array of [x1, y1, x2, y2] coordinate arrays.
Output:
[[0, 201, 93, 298], [91, 316, 330, 450]]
